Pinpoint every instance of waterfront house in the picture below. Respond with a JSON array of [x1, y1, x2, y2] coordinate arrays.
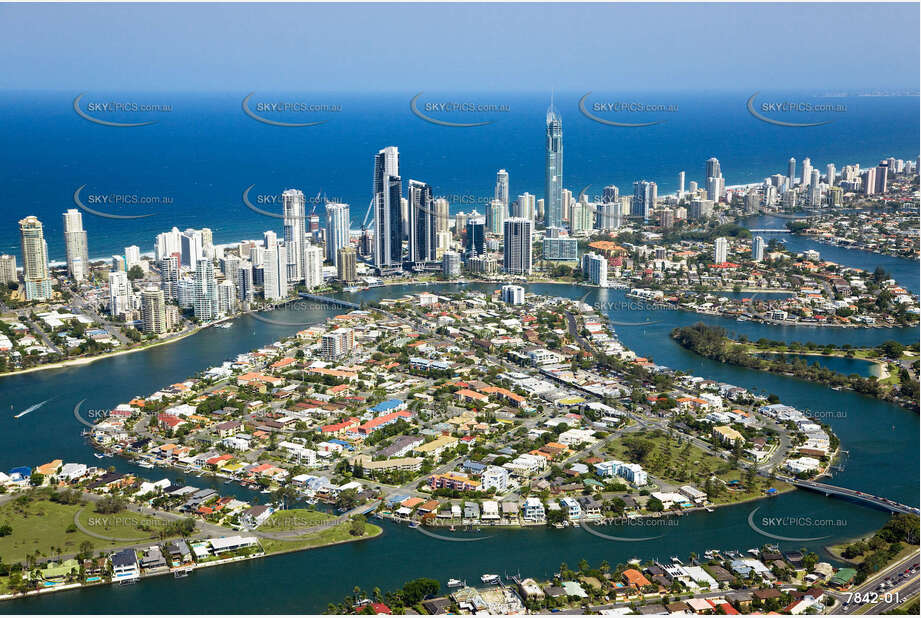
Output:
[[522, 497, 545, 521], [111, 549, 140, 581], [481, 500, 500, 520], [560, 496, 581, 521], [166, 540, 192, 564]]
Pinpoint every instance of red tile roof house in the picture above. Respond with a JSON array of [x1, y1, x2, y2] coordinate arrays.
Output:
[[157, 413, 187, 431], [354, 602, 391, 615]]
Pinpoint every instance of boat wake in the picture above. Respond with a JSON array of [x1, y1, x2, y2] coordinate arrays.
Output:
[[14, 398, 52, 419]]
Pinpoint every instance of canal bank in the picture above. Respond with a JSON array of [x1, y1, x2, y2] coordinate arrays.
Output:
[[0, 238, 917, 614]]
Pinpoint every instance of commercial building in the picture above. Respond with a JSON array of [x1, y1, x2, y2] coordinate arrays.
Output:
[[19, 216, 53, 301], [62, 209, 89, 281], [503, 217, 532, 275]]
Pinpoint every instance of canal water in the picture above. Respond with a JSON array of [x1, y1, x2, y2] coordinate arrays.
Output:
[[0, 233, 918, 613]]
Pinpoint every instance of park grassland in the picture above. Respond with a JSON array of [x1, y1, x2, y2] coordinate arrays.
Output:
[[258, 509, 382, 555], [604, 430, 791, 505], [0, 492, 175, 565]]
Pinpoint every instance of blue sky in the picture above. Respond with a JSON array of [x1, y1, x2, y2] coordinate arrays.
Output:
[[0, 2, 918, 92]]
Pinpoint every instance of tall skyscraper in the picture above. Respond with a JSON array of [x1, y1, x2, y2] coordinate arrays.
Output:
[[544, 99, 563, 229], [752, 236, 765, 262], [465, 218, 486, 257], [62, 209, 89, 282], [193, 258, 217, 321], [141, 286, 168, 334], [304, 244, 324, 289], [434, 198, 450, 233], [706, 157, 722, 180], [337, 246, 357, 282], [237, 262, 254, 303], [713, 237, 728, 264], [678, 172, 686, 197], [282, 189, 306, 281], [487, 199, 506, 235], [581, 252, 607, 287], [826, 163, 836, 186], [372, 146, 402, 269], [263, 241, 288, 301], [325, 202, 350, 267], [801, 158, 813, 186], [631, 181, 657, 220], [18, 216, 53, 301], [158, 256, 179, 300], [407, 180, 437, 264], [124, 245, 141, 271], [108, 270, 130, 318], [788, 157, 796, 187], [180, 229, 204, 271], [503, 217, 532, 275], [217, 280, 237, 315], [875, 162, 889, 193], [706, 157, 724, 201], [0, 254, 17, 285], [515, 193, 536, 220], [494, 169, 509, 214]]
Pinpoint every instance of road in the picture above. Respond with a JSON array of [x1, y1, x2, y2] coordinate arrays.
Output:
[[829, 551, 920, 614]]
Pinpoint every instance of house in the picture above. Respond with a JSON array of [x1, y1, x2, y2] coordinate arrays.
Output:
[[522, 497, 545, 521], [111, 548, 140, 581], [622, 568, 652, 589], [241, 504, 274, 528], [481, 466, 509, 492], [560, 497, 581, 520], [166, 540, 192, 564], [138, 546, 167, 571], [712, 425, 745, 446]]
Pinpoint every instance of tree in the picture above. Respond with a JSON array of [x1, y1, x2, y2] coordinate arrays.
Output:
[[349, 515, 366, 537], [127, 265, 144, 281]]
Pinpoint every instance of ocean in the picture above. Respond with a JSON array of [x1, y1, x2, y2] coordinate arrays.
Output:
[[1, 90, 918, 261]]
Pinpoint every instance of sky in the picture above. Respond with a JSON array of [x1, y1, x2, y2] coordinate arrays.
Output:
[[0, 2, 918, 92]]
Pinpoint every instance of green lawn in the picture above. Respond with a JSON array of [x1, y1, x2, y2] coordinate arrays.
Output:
[[259, 521, 382, 555], [0, 493, 175, 565], [259, 508, 334, 532], [605, 430, 789, 504]]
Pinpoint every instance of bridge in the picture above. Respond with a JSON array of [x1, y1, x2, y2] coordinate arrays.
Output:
[[298, 293, 361, 310], [784, 478, 919, 515], [749, 228, 791, 233]]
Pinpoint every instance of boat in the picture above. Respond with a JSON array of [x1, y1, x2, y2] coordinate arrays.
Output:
[[215, 323, 232, 329], [94, 453, 105, 460], [174, 568, 192, 578], [138, 462, 155, 469], [670, 556, 684, 565], [447, 579, 464, 588], [408, 521, 419, 528], [14, 399, 51, 419], [705, 507, 714, 512], [480, 574, 500, 584], [747, 548, 760, 556]]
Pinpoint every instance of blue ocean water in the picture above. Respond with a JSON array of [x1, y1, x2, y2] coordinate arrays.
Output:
[[0, 90, 918, 260]]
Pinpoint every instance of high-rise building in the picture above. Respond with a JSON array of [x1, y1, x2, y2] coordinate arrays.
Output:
[[304, 244, 324, 289], [788, 157, 796, 187], [494, 169, 509, 214], [706, 157, 722, 180], [192, 258, 218, 321], [501, 284, 525, 305], [542, 229, 578, 261], [631, 181, 657, 220], [18, 216, 53, 301], [62, 209, 89, 282], [158, 256, 179, 300], [581, 252, 607, 287], [597, 202, 622, 231], [801, 158, 813, 186], [154, 227, 182, 263], [237, 262, 254, 303], [544, 99, 563, 229], [752, 236, 765, 262], [321, 328, 354, 359], [0, 254, 17, 285], [217, 280, 237, 315], [515, 193, 536, 220], [602, 185, 619, 204], [503, 217, 532, 275], [336, 246, 356, 283], [124, 245, 141, 271], [465, 217, 486, 257], [372, 146, 402, 269], [262, 241, 288, 301], [678, 172, 685, 197], [434, 198, 450, 233], [454, 212, 469, 239], [282, 189, 306, 281], [108, 270, 130, 318], [689, 199, 714, 220], [407, 180, 437, 264], [862, 168, 877, 195], [875, 162, 889, 193], [826, 163, 836, 186], [487, 199, 506, 235], [180, 229, 204, 271], [442, 251, 461, 278], [808, 169, 822, 206], [561, 188, 573, 224], [706, 157, 724, 201], [570, 199, 594, 234], [141, 286, 168, 334], [325, 202, 350, 266], [713, 237, 729, 264]]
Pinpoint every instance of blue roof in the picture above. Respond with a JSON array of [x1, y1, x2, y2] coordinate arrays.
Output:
[[370, 399, 404, 413], [9, 466, 31, 476], [328, 439, 354, 450], [463, 460, 487, 472]]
